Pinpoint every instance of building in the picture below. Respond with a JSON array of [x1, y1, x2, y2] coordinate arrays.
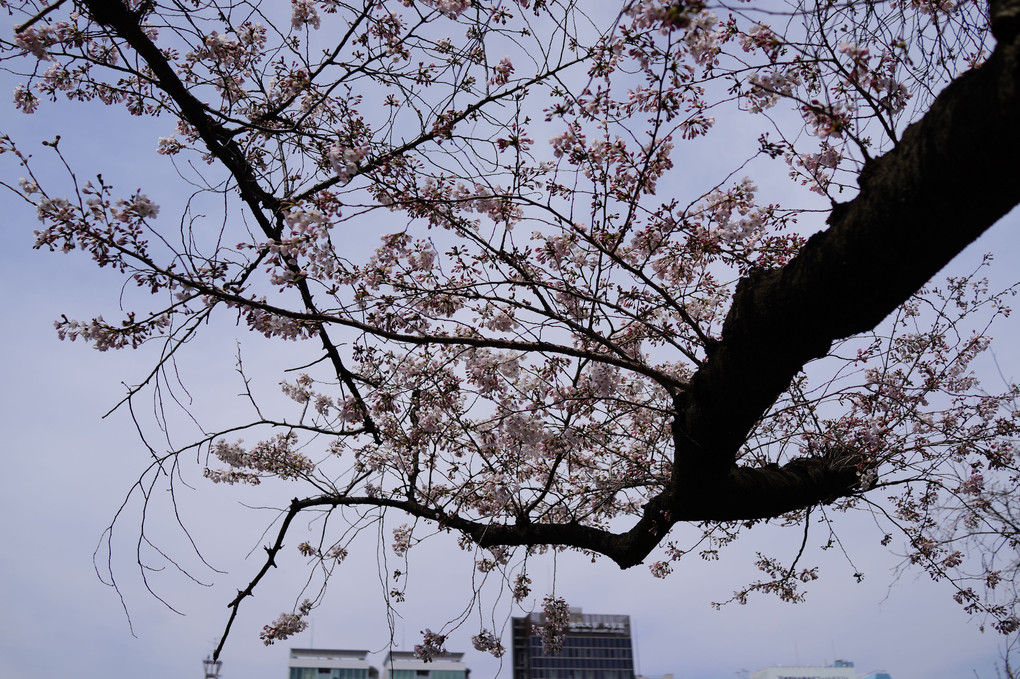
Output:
[[288, 649, 379, 679], [382, 650, 469, 679], [511, 608, 635, 679], [750, 659, 892, 679]]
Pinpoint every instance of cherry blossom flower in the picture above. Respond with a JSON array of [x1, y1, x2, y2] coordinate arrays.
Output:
[[490, 57, 514, 86], [649, 560, 673, 578], [413, 629, 448, 661], [291, 0, 321, 30], [471, 630, 506, 657], [328, 144, 368, 183], [14, 25, 56, 60], [392, 524, 412, 555], [421, 0, 470, 18], [512, 573, 532, 602], [13, 84, 39, 113], [18, 177, 38, 195], [260, 600, 313, 645], [540, 595, 570, 655]]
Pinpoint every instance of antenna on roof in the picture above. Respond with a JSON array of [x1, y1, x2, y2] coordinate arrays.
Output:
[[203, 654, 222, 678]]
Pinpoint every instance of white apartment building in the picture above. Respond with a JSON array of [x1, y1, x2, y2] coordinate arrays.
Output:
[[751, 659, 859, 679], [288, 648, 379, 679], [382, 650, 469, 679]]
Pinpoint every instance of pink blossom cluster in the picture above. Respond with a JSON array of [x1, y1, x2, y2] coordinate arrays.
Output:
[[39, 62, 73, 93], [328, 144, 368, 183], [111, 193, 159, 221], [540, 595, 569, 655], [297, 541, 348, 560], [291, 0, 321, 30], [549, 122, 586, 163], [800, 100, 852, 139], [683, 12, 722, 67], [489, 57, 514, 86], [325, 544, 349, 560], [550, 124, 675, 197], [279, 373, 318, 405], [156, 136, 184, 155], [54, 314, 170, 351], [13, 23, 69, 61], [585, 363, 618, 398], [649, 560, 673, 578], [34, 195, 75, 224], [392, 524, 413, 555], [14, 30, 52, 60], [201, 31, 259, 71], [205, 434, 316, 484], [911, 0, 957, 16], [745, 70, 802, 113], [203, 468, 262, 485], [450, 182, 522, 225], [626, 0, 707, 34], [790, 143, 843, 194], [700, 178, 766, 245], [370, 11, 410, 59], [260, 599, 313, 645], [13, 84, 39, 113], [512, 573, 532, 601], [837, 42, 912, 115], [463, 348, 523, 394], [180, 22, 267, 103], [18, 177, 38, 195], [471, 630, 506, 657], [250, 308, 314, 338], [959, 473, 985, 495], [419, 0, 470, 19], [413, 629, 448, 661], [252, 202, 350, 285], [739, 23, 782, 61]]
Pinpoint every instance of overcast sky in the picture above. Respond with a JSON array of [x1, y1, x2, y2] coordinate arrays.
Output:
[[3, 10, 1020, 679]]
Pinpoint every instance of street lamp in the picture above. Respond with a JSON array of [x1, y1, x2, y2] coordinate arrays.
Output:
[[203, 655, 222, 678]]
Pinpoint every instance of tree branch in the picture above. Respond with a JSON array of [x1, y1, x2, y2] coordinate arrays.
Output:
[[667, 16, 1020, 503]]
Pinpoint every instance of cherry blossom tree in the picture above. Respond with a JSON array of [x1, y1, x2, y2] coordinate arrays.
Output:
[[3, 0, 1020, 662]]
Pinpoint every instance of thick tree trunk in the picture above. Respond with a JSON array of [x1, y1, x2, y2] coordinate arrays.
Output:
[[666, 7, 1020, 537]]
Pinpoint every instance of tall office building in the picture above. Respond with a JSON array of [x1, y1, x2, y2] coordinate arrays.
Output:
[[288, 649, 379, 679], [511, 608, 635, 679]]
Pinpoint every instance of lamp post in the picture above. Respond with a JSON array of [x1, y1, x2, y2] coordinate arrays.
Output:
[[203, 655, 222, 678]]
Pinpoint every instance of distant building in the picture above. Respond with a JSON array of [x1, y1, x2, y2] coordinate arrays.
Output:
[[382, 650, 469, 679], [511, 608, 635, 679], [288, 649, 379, 679], [289, 648, 471, 679], [750, 659, 889, 679]]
